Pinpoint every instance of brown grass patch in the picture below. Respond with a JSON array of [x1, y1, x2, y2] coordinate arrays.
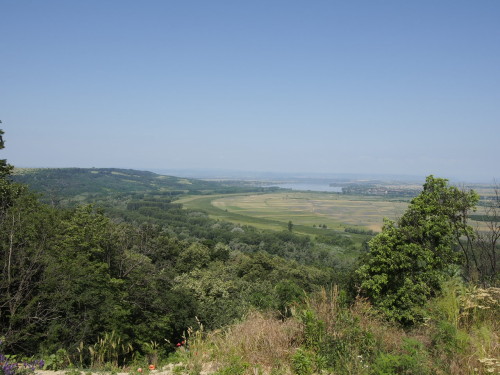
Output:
[[211, 311, 302, 370]]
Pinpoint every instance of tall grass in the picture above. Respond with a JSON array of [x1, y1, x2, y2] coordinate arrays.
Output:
[[174, 283, 499, 375], [87, 331, 133, 369], [176, 312, 301, 374], [426, 278, 500, 374]]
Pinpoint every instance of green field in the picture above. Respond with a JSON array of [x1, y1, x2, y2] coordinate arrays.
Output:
[[179, 191, 410, 236], [180, 187, 495, 236]]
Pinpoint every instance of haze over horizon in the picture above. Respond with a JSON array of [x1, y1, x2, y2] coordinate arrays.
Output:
[[1, 1, 499, 183]]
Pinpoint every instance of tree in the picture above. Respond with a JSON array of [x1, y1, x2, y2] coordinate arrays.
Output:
[[176, 242, 210, 273], [459, 185, 500, 285], [0, 128, 57, 352], [41, 205, 128, 351], [0, 125, 14, 179], [0, 187, 57, 352], [288, 220, 294, 232], [473, 186, 500, 284], [356, 176, 479, 324], [0, 127, 16, 211]]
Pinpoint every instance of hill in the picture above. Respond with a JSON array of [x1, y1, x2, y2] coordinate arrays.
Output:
[[12, 167, 276, 205]]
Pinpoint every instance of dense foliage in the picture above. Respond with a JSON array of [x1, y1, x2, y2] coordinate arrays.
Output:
[[1, 132, 345, 364], [0, 196, 336, 358], [2, 130, 499, 374], [12, 168, 278, 206], [177, 283, 499, 375], [356, 176, 480, 323]]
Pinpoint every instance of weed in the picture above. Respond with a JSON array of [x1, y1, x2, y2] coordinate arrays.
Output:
[[372, 338, 430, 375], [64, 369, 82, 375], [89, 331, 133, 369], [213, 355, 249, 375], [143, 341, 159, 367], [172, 364, 186, 375], [291, 348, 314, 375], [431, 321, 469, 355], [0, 341, 44, 375], [44, 349, 71, 370]]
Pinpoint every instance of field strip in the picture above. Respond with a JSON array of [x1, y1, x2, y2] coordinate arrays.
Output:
[[179, 194, 350, 236]]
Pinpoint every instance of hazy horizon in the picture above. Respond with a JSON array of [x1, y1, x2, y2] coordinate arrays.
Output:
[[12, 165, 494, 185], [2, 1, 499, 183]]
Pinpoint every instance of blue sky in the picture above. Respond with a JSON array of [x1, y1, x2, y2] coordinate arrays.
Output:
[[1, 0, 499, 181]]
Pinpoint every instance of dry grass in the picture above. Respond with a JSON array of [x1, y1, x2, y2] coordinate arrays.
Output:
[[306, 287, 407, 355], [461, 287, 500, 375], [214, 311, 302, 369], [427, 282, 500, 375], [176, 284, 499, 375], [181, 311, 302, 374]]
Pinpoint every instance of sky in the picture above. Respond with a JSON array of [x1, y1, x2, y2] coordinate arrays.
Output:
[[1, 0, 499, 182]]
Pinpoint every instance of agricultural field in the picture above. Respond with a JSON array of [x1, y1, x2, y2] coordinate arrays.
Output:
[[179, 192, 410, 234], [180, 189, 495, 235]]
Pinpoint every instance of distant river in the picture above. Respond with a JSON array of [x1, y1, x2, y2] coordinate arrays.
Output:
[[267, 183, 343, 193]]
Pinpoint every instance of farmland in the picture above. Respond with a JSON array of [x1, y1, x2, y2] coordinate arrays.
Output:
[[179, 191, 410, 234], [180, 188, 494, 235]]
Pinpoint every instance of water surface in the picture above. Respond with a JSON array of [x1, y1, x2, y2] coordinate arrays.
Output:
[[269, 183, 342, 193]]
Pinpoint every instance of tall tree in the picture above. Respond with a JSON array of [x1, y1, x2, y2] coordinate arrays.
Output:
[[459, 185, 500, 285], [0, 127, 15, 210], [0, 125, 14, 179], [0, 189, 56, 352], [0, 127, 57, 352], [356, 175, 479, 324], [41, 205, 128, 351]]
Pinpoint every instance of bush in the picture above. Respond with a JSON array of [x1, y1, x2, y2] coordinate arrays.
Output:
[[371, 338, 430, 375], [213, 356, 250, 375], [291, 348, 314, 375]]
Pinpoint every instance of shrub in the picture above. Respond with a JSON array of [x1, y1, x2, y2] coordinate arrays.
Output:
[[213, 356, 250, 375], [356, 176, 479, 324], [371, 338, 430, 375], [291, 348, 314, 375]]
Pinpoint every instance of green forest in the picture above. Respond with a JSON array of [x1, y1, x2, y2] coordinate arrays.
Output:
[[1, 130, 499, 375]]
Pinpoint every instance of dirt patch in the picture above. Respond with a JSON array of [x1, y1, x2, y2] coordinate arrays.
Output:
[[35, 363, 214, 375]]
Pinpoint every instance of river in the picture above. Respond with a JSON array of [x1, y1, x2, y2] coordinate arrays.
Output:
[[268, 183, 342, 193]]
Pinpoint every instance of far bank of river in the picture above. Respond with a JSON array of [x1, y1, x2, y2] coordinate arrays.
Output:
[[268, 183, 342, 193]]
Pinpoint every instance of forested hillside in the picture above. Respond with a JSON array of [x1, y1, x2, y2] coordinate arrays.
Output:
[[2, 137, 354, 357], [12, 168, 278, 205], [1, 131, 499, 375]]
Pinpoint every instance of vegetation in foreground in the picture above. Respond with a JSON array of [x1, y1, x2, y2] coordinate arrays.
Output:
[[1, 129, 499, 374], [174, 284, 499, 375]]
